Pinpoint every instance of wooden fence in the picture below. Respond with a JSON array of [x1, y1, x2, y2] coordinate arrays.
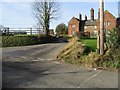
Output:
[[0, 27, 45, 35]]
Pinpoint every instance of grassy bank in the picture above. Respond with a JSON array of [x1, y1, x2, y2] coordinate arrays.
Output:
[[57, 38, 120, 70], [80, 38, 97, 52]]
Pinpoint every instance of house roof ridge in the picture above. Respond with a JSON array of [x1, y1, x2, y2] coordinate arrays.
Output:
[[104, 10, 116, 18]]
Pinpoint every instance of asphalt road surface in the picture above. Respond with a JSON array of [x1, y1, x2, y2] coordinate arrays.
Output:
[[2, 43, 118, 88]]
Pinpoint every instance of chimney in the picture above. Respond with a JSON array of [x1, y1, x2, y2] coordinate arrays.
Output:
[[79, 13, 82, 20], [90, 8, 94, 20], [85, 15, 87, 21], [98, 8, 100, 19]]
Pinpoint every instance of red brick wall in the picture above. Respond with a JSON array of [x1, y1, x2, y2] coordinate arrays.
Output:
[[97, 10, 116, 31], [85, 26, 97, 36], [68, 17, 80, 36]]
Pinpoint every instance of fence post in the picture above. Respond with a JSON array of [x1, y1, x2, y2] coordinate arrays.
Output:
[[30, 28, 32, 35]]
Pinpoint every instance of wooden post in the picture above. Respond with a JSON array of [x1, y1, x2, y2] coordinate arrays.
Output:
[[97, 30, 100, 53], [30, 28, 32, 35], [100, 0, 104, 55]]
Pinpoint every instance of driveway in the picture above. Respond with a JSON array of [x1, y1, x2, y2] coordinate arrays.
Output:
[[2, 43, 118, 88]]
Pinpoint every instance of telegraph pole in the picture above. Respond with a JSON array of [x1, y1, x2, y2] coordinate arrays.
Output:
[[100, 0, 104, 55]]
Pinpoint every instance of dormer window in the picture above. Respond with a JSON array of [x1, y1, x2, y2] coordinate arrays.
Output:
[[72, 25, 75, 29]]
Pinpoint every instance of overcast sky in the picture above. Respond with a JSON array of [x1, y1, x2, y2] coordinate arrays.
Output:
[[0, 0, 119, 30]]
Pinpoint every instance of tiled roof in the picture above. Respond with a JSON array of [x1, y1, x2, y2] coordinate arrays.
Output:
[[68, 17, 79, 23], [75, 18, 80, 21], [85, 19, 97, 26], [104, 10, 116, 18]]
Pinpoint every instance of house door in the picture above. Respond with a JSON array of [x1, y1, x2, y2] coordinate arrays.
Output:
[[72, 31, 75, 36]]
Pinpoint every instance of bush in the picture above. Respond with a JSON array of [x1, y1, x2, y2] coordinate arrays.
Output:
[[106, 27, 120, 49], [84, 48, 120, 70], [2, 35, 58, 47]]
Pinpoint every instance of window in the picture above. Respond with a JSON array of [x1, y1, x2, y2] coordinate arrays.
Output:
[[84, 30, 87, 32], [94, 26, 97, 29], [104, 21, 110, 26], [84, 26, 87, 29], [72, 31, 75, 36], [72, 25, 75, 29], [104, 22, 107, 26], [94, 30, 97, 35], [108, 22, 110, 26]]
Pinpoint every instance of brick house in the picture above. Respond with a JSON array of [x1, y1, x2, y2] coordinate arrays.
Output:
[[68, 8, 120, 37], [97, 10, 118, 34], [68, 17, 81, 36], [84, 8, 98, 36]]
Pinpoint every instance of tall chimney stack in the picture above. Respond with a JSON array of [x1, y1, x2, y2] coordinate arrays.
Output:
[[90, 8, 94, 20], [85, 15, 87, 21], [79, 13, 82, 20], [98, 8, 100, 19]]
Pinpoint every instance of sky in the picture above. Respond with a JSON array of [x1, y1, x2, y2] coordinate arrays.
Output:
[[0, 0, 119, 30]]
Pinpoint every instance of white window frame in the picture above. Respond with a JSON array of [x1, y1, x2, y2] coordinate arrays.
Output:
[[84, 26, 87, 29], [94, 26, 97, 29], [72, 24, 75, 29]]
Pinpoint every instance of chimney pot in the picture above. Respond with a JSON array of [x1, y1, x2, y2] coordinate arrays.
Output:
[[98, 8, 100, 19], [85, 15, 87, 21], [90, 8, 94, 20], [79, 13, 82, 20]]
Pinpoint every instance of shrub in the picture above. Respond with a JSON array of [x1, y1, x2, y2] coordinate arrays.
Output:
[[84, 48, 120, 70], [2, 35, 58, 47], [106, 27, 120, 49]]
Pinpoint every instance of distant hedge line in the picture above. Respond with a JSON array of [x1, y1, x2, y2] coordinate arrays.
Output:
[[1, 35, 58, 47]]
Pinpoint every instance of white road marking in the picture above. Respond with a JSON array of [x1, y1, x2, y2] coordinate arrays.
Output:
[[46, 59, 53, 61], [31, 60, 39, 62], [37, 58, 44, 60], [53, 62, 61, 64], [77, 70, 102, 88], [31, 58, 54, 62]]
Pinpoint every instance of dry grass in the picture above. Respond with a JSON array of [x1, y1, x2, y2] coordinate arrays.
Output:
[[57, 38, 85, 64], [57, 37, 120, 70]]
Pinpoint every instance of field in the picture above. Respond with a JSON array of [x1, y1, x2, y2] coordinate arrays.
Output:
[[80, 38, 97, 52]]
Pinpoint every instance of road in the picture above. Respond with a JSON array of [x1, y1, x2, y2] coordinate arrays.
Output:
[[2, 43, 118, 88]]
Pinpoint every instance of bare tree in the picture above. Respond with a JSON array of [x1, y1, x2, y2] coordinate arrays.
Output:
[[32, 0, 61, 36]]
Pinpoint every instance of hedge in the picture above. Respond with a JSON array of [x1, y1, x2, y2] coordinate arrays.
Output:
[[1, 35, 58, 47]]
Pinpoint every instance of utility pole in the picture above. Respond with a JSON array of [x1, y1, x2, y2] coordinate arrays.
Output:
[[100, 0, 104, 55], [97, 8, 100, 53]]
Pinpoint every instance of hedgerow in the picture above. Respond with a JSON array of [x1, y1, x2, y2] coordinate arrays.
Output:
[[1, 35, 58, 47]]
